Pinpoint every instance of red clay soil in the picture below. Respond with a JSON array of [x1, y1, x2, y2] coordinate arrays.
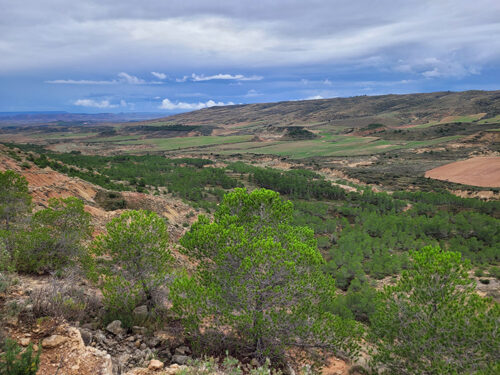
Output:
[[425, 157, 500, 187]]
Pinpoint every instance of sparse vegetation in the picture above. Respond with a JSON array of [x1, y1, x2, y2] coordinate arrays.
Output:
[[0, 90, 499, 373]]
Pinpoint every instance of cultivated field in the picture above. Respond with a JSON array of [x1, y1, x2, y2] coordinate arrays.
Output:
[[425, 157, 500, 187]]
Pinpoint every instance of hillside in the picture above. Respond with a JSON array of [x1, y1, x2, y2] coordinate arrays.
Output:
[[1, 93, 499, 374], [146, 90, 500, 128]]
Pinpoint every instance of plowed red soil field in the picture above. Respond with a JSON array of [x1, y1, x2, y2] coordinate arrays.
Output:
[[425, 157, 500, 187]]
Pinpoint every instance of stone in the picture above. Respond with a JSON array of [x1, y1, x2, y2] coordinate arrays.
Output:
[[148, 359, 164, 371], [157, 348, 172, 361], [94, 331, 106, 344], [42, 335, 68, 349], [175, 346, 191, 355], [79, 328, 93, 346], [135, 340, 141, 348], [171, 354, 190, 365], [106, 320, 125, 336], [133, 305, 148, 321], [19, 338, 30, 346], [132, 326, 147, 335]]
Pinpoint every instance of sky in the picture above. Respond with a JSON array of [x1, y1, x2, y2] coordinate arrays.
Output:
[[0, 0, 499, 113]]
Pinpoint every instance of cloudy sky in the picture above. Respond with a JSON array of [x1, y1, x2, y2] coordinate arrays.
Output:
[[1, 0, 499, 113]]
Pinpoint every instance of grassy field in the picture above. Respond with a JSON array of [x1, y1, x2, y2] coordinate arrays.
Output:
[[190, 134, 463, 158], [120, 135, 254, 151]]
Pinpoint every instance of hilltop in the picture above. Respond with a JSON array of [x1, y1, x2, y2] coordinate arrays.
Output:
[[147, 90, 500, 129]]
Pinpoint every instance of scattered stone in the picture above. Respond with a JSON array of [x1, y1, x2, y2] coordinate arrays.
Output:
[[135, 340, 141, 349], [106, 320, 125, 336], [19, 338, 30, 346], [132, 326, 147, 335], [175, 346, 191, 355], [145, 336, 160, 347], [148, 359, 164, 371], [5, 316, 18, 327], [171, 354, 190, 365], [42, 335, 68, 349], [79, 328, 93, 345]]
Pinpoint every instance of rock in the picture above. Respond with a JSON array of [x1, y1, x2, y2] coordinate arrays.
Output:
[[171, 354, 190, 365], [133, 305, 149, 321], [132, 326, 147, 335], [5, 315, 18, 327], [146, 336, 161, 347], [19, 338, 30, 346], [148, 359, 164, 371], [135, 340, 141, 348], [82, 322, 99, 330], [106, 320, 125, 336], [42, 335, 68, 348], [175, 346, 191, 355], [157, 348, 172, 362], [79, 328, 93, 346], [94, 331, 106, 344], [144, 348, 153, 360]]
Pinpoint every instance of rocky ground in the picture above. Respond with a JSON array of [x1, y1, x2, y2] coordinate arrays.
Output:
[[0, 274, 355, 375]]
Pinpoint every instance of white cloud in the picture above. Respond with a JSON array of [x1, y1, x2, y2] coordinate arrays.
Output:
[[74, 99, 118, 108], [47, 72, 152, 85], [323, 79, 332, 85], [305, 95, 324, 100], [151, 71, 167, 80], [118, 72, 145, 84], [159, 98, 234, 110], [190, 73, 263, 81], [45, 79, 118, 85], [245, 89, 260, 97]]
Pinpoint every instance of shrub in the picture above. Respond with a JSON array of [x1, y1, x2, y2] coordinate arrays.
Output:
[[0, 339, 41, 375], [171, 188, 360, 364], [30, 277, 102, 323], [0, 170, 31, 231], [14, 197, 92, 274], [91, 210, 172, 325], [179, 355, 281, 375], [369, 246, 500, 375]]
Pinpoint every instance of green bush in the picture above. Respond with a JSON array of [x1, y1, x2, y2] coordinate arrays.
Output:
[[0, 170, 31, 232], [91, 210, 172, 326], [172, 188, 360, 363], [14, 197, 92, 274], [370, 246, 500, 375], [0, 339, 41, 375]]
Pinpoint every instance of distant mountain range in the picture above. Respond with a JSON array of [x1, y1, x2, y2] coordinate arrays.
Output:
[[0, 112, 165, 125]]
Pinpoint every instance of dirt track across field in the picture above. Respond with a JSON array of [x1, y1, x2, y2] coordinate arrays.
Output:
[[425, 157, 500, 187]]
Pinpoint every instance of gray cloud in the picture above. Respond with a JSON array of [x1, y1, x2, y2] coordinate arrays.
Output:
[[0, 1, 498, 75]]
